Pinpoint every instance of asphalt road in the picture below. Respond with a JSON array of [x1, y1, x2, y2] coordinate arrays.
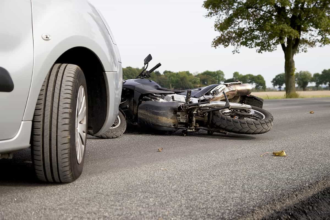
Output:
[[0, 98, 329, 219]]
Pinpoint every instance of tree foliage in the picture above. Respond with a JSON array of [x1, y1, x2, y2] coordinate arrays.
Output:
[[123, 68, 265, 90], [203, 0, 330, 96], [321, 69, 330, 89], [196, 70, 225, 85], [225, 72, 266, 90], [272, 73, 286, 90], [203, 0, 330, 53], [122, 67, 141, 80], [312, 73, 322, 88], [296, 71, 312, 91]]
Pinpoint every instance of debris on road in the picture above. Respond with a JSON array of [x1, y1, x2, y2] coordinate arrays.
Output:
[[310, 111, 314, 114], [261, 150, 287, 157], [260, 152, 271, 157], [157, 148, 163, 152], [273, 150, 287, 157]]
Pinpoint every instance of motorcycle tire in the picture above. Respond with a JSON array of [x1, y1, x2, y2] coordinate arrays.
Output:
[[96, 111, 127, 139], [211, 106, 273, 134]]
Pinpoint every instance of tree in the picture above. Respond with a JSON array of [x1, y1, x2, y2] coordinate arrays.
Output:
[[272, 73, 285, 91], [123, 67, 141, 80], [196, 70, 225, 85], [176, 71, 200, 89], [198, 74, 217, 85], [203, 0, 330, 97], [296, 71, 312, 91], [233, 72, 240, 80], [227, 72, 266, 90], [254, 75, 267, 91], [321, 69, 330, 90], [312, 73, 323, 89], [232, 72, 254, 83]]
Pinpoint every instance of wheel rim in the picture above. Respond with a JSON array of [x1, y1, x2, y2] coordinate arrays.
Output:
[[75, 86, 87, 164], [250, 109, 266, 120], [221, 109, 266, 120], [110, 115, 121, 129]]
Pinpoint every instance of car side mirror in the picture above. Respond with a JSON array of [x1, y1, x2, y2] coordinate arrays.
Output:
[[144, 54, 152, 65]]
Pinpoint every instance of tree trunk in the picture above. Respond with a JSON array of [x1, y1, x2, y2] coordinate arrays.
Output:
[[284, 58, 296, 95], [284, 42, 296, 97]]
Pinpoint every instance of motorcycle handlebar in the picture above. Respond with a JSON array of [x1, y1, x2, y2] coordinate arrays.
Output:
[[148, 63, 161, 73]]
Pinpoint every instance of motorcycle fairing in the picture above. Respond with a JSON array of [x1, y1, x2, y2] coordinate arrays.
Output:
[[123, 79, 174, 94]]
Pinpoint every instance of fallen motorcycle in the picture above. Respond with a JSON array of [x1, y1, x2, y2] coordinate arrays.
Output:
[[108, 55, 273, 136]]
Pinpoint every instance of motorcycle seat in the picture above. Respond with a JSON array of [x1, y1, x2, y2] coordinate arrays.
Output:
[[180, 84, 218, 98]]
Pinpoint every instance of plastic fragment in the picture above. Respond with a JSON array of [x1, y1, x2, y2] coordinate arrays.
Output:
[[273, 150, 287, 157]]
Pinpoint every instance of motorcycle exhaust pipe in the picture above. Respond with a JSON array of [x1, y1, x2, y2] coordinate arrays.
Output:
[[210, 84, 252, 101], [231, 84, 252, 96], [199, 101, 252, 110]]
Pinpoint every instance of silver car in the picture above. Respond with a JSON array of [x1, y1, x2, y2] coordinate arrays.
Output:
[[0, 0, 123, 183]]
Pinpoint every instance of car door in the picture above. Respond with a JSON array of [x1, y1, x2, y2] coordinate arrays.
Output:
[[0, 0, 34, 140]]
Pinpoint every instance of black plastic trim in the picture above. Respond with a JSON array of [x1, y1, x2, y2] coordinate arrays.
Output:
[[0, 67, 14, 92]]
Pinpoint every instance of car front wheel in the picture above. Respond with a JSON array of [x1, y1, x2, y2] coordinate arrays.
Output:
[[32, 64, 88, 183]]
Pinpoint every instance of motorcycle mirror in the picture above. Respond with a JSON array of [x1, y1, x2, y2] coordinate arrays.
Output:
[[144, 54, 152, 65]]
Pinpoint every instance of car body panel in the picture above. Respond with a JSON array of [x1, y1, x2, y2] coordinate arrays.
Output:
[[0, 0, 122, 152], [97, 68, 123, 136], [24, 0, 121, 122], [0, 122, 32, 154], [0, 0, 34, 140]]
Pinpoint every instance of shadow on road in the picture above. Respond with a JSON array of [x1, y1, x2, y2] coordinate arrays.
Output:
[[0, 131, 255, 186], [0, 149, 42, 186], [188, 132, 257, 140], [116, 129, 257, 141]]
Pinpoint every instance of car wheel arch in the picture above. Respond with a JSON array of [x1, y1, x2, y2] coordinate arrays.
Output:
[[55, 47, 109, 135]]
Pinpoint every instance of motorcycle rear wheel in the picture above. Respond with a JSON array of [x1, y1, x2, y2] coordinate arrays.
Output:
[[211, 106, 273, 134]]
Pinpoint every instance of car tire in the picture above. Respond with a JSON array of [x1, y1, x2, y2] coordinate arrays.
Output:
[[32, 64, 88, 183], [96, 111, 126, 139]]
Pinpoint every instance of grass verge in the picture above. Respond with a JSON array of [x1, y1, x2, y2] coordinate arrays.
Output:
[[252, 91, 330, 100]]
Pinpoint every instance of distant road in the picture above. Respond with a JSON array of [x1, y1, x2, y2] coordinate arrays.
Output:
[[0, 98, 330, 219]]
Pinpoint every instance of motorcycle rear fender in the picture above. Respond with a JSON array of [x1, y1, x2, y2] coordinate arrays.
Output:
[[240, 95, 264, 108]]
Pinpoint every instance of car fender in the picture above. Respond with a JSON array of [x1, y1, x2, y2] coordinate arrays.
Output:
[[24, 0, 122, 133]]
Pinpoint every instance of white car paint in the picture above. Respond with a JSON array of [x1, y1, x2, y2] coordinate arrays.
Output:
[[0, 0, 34, 140], [0, 0, 122, 153]]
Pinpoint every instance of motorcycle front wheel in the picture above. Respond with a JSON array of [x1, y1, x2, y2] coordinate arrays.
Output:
[[211, 106, 273, 134], [96, 111, 127, 139]]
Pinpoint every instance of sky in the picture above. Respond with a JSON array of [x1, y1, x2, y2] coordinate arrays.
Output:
[[89, 0, 330, 88]]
